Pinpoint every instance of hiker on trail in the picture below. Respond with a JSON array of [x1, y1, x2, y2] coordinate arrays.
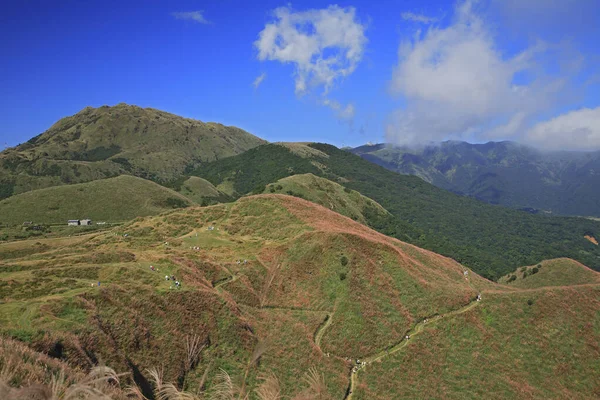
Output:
[[171, 275, 176, 281], [243, 259, 247, 264], [165, 275, 170, 281]]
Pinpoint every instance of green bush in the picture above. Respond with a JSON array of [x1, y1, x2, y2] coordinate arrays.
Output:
[[339, 272, 347, 281], [340, 255, 349, 266], [531, 267, 539, 275]]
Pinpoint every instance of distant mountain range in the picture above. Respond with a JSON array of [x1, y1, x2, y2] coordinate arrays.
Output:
[[350, 141, 600, 217]]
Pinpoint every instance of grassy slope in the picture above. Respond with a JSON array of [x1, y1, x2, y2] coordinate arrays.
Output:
[[263, 173, 391, 224], [355, 285, 600, 399], [0, 195, 600, 399], [175, 176, 232, 205], [0, 103, 266, 197], [192, 143, 600, 279], [0, 195, 481, 398], [1, 194, 598, 398], [0, 175, 191, 225], [498, 258, 600, 288]]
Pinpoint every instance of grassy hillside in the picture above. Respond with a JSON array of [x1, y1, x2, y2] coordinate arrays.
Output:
[[0, 103, 266, 198], [263, 173, 391, 225], [350, 141, 600, 217], [353, 285, 600, 399], [0, 175, 191, 225], [498, 258, 600, 288], [0, 194, 598, 398], [191, 143, 600, 280], [171, 176, 233, 206]]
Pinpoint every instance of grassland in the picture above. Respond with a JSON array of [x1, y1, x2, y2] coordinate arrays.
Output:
[[498, 258, 600, 288], [0, 103, 266, 198], [0, 175, 191, 226], [263, 173, 391, 225], [174, 176, 233, 205], [0, 194, 599, 399]]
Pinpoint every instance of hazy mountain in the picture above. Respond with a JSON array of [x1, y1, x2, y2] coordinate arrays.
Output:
[[0, 103, 266, 199], [349, 141, 600, 216]]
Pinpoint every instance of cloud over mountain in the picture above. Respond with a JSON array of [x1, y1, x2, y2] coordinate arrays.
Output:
[[387, 0, 596, 149]]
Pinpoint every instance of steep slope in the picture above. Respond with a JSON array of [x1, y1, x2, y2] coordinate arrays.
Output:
[[263, 173, 391, 225], [350, 141, 600, 216], [0, 175, 191, 225], [0, 103, 266, 198], [498, 258, 600, 288], [191, 143, 600, 279], [1, 194, 598, 399]]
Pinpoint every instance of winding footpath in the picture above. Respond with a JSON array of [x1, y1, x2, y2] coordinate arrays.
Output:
[[342, 298, 481, 400], [213, 266, 484, 399]]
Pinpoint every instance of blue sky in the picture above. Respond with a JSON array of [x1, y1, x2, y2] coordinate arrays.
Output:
[[1, 0, 599, 150]]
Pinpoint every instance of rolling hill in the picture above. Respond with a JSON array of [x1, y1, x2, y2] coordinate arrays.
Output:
[[498, 258, 600, 288], [190, 142, 600, 280], [0, 194, 598, 399], [262, 173, 391, 225], [349, 141, 600, 217], [0, 103, 266, 199], [172, 176, 233, 206], [0, 175, 191, 225]]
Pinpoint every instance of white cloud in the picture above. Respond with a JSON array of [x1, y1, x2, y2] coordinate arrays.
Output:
[[171, 11, 210, 24], [254, 5, 367, 96], [253, 73, 267, 89], [386, 0, 574, 147], [525, 107, 600, 151], [323, 99, 355, 120], [401, 12, 437, 24]]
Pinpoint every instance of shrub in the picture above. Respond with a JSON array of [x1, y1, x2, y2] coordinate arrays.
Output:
[[507, 274, 517, 283], [339, 272, 347, 281], [531, 267, 539, 275], [340, 256, 348, 266], [344, 187, 352, 193], [527, 299, 534, 306]]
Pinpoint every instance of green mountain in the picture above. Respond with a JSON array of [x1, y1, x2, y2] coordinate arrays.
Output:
[[189, 143, 600, 280], [0, 175, 191, 225], [1, 195, 598, 399], [0, 103, 265, 199], [349, 141, 600, 217]]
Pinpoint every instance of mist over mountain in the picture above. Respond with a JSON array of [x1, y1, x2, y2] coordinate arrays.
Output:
[[350, 141, 600, 216]]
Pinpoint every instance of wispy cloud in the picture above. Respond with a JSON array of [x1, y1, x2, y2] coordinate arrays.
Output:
[[401, 12, 438, 24], [323, 99, 355, 121], [171, 11, 210, 24], [253, 73, 267, 89]]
